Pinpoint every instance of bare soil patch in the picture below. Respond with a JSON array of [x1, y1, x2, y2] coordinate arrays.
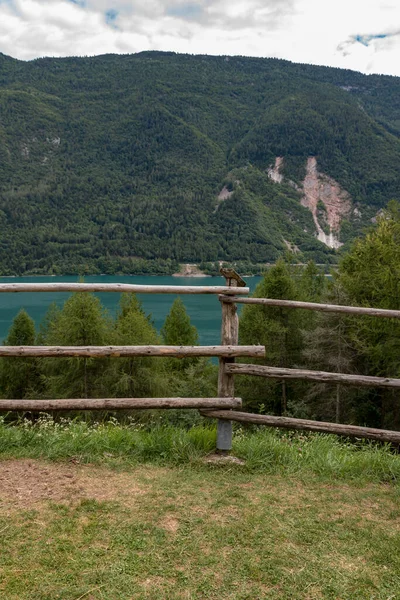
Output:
[[160, 514, 180, 533], [172, 263, 208, 277], [0, 458, 147, 511]]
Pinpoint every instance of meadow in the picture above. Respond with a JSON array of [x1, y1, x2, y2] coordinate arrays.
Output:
[[1, 417, 400, 599]]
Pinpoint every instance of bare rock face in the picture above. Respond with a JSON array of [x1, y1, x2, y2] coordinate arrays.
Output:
[[283, 239, 300, 253], [267, 155, 352, 249], [267, 156, 284, 183], [301, 157, 351, 249], [218, 185, 234, 201], [172, 263, 209, 277]]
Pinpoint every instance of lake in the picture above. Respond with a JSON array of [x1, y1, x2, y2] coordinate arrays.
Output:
[[0, 275, 262, 345]]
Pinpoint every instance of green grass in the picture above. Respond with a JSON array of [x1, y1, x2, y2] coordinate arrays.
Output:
[[1, 459, 400, 599], [1, 415, 400, 483], [2, 417, 400, 599]]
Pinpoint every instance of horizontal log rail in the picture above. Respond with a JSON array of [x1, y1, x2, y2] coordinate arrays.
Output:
[[0, 283, 249, 295], [0, 397, 242, 412], [222, 296, 400, 319], [226, 363, 400, 389], [0, 345, 265, 358], [200, 410, 400, 444]]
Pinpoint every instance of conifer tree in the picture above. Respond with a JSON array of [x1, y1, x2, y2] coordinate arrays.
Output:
[[36, 302, 60, 345], [161, 297, 199, 373], [239, 259, 303, 414], [41, 293, 111, 399], [0, 309, 40, 399], [298, 260, 326, 303], [161, 297, 198, 346], [161, 298, 216, 422], [106, 293, 167, 398], [302, 279, 357, 423], [336, 203, 400, 428]]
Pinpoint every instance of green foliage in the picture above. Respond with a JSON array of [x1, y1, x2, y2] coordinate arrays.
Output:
[[161, 297, 198, 346], [41, 293, 112, 399], [0, 291, 217, 419], [0, 52, 399, 274], [239, 259, 303, 414], [335, 206, 400, 428], [301, 280, 358, 423], [238, 259, 328, 416], [4, 308, 35, 345], [296, 207, 400, 428], [106, 293, 167, 398], [297, 260, 326, 302], [339, 207, 400, 313], [161, 297, 199, 374], [1, 208, 400, 434], [158, 298, 216, 423], [0, 309, 40, 399]]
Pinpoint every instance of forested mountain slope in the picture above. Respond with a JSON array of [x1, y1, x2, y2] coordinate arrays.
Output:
[[0, 51, 399, 274]]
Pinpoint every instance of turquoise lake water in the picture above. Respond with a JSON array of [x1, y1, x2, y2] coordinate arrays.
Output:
[[0, 275, 261, 345]]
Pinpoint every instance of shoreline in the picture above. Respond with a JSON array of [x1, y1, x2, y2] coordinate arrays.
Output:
[[172, 273, 212, 278], [0, 273, 219, 279]]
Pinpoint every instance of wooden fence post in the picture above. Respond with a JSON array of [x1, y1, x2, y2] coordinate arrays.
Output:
[[216, 269, 244, 452]]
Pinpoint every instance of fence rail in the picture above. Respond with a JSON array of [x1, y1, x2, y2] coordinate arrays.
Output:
[[0, 397, 242, 412], [222, 295, 400, 319], [200, 411, 400, 444], [0, 345, 264, 358], [0, 283, 249, 295], [226, 363, 400, 389]]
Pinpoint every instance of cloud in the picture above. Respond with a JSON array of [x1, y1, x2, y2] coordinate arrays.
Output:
[[336, 27, 400, 74], [0, 0, 399, 76], [166, 3, 204, 21], [338, 29, 400, 53], [204, 0, 296, 30]]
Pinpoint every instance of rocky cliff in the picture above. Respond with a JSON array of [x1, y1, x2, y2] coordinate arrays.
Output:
[[301, 157, 351, 249], [268, 157, 352, 249]]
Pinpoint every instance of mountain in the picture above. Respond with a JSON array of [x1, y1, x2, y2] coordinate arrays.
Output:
[[0, 51, 399, 275]]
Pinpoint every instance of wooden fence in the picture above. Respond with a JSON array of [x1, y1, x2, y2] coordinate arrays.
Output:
[[0, 275, 257, 451], [201, 293, 400, 446], [1, 274, 400, 449]]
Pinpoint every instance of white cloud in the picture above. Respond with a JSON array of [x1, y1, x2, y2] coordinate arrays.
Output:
[[0, 0, 399, 76]]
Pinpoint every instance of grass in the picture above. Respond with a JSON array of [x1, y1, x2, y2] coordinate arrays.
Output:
[[1, 414, 400, 483], [1, 416, 400, 599]]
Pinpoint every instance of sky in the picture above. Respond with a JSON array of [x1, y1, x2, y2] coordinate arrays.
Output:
[[0, 0, 399, 76]]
